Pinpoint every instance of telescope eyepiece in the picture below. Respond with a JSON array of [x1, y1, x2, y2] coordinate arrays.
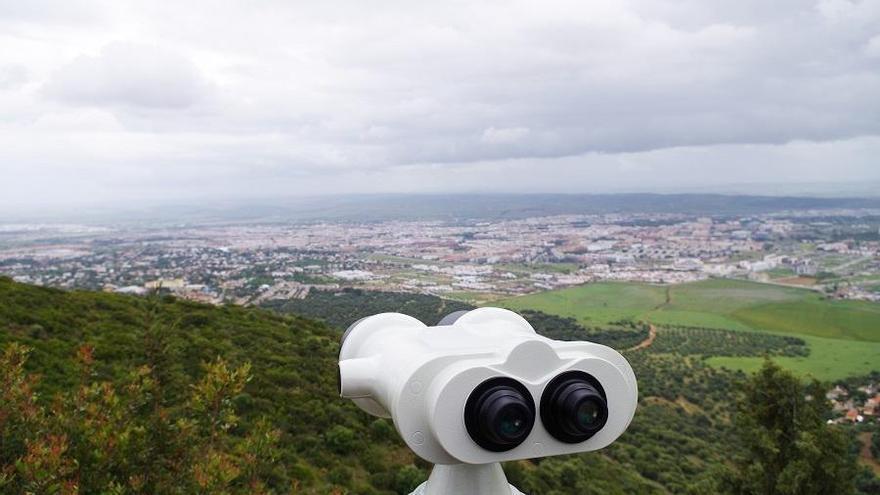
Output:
[[465, 377, 535, 452], [541, 371, 608, 443]]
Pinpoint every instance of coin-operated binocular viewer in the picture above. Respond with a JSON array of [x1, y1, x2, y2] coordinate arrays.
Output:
[[339, 308, 638, 495]]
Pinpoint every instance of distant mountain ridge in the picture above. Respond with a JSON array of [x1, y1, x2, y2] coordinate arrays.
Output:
[[7, 193, 880, 225]]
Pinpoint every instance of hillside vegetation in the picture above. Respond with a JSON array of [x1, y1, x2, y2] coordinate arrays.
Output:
[[262, 288, 473, 330], [0, 278, 664, 494], [265, 289, 649, 351], [1, 278, 874, 494], [0, 277, 425, 494]]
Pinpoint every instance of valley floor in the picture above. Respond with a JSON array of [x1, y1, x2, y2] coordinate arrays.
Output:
[[497, 278, 880, 380]]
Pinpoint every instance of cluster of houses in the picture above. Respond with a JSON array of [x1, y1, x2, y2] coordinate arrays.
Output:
[[826, 382, 880, 424]]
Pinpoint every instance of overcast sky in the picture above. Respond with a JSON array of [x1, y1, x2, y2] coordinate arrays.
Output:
[[1, 0, 879, 212]]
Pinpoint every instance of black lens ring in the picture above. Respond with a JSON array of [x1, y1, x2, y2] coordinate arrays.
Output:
[[464, 377, 536, 452], [540, 370, 608, 443]]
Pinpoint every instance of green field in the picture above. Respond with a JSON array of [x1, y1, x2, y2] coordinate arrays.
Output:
[[495, 262, 580, 275], [497, 278, 880, 380], [707, 335, 880, 379], [499, 282, 667, 324]]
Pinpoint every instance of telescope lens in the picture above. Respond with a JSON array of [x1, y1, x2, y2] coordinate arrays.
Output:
[[499, 407, 527, 438], [541, 371, 608, 443], [486, 396, 530, 443], [576, 399, 601, 428], [465, 377, 535, 452]]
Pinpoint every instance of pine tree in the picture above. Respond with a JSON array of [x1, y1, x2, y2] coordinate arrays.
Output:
[[720, 359, 857, 495]]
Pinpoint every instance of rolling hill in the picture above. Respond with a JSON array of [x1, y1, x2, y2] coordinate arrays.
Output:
[[498, 278, 880, 380], [0, 277, 667, 494]]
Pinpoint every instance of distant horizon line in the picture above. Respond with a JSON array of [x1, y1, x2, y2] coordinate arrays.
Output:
[[6, 187, 880, 209]]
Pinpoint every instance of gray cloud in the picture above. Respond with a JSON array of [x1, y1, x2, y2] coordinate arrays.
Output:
[[0, 0, 878, 211]]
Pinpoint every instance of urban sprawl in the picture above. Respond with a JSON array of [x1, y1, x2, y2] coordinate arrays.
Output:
[[2, 209, 879, 306]]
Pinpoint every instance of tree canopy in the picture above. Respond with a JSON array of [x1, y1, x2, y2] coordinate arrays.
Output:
[[720, 359, 857, 495]]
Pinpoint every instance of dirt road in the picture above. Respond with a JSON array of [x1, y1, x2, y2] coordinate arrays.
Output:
[[628, 324, 657, 352]]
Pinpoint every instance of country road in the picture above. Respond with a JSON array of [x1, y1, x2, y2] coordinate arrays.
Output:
[[628, 324, 657, 352]]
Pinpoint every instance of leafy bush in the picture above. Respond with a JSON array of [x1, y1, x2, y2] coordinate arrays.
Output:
[[0, 343, 275, 494]]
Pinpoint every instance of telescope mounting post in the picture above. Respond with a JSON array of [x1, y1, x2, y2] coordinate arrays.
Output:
[[409, 462, 525, 495]]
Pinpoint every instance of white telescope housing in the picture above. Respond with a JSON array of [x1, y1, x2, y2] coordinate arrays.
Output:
[[339, 307, 638, 466]]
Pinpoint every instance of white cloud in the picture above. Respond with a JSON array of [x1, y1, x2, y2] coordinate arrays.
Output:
[[0, 65, 28, 90], [43, 42, 209, 109]]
